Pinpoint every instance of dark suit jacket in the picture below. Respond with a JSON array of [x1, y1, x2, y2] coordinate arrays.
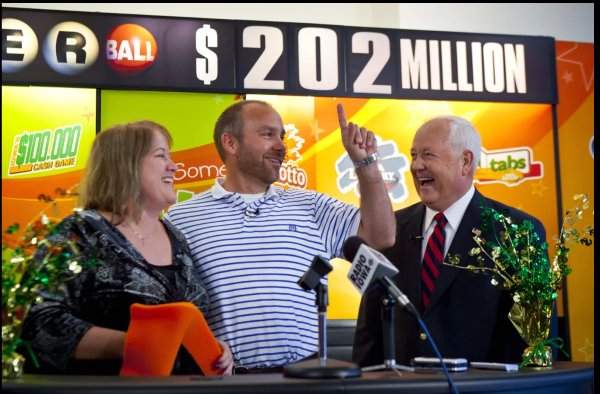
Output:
[[352, 188, 558, 367]]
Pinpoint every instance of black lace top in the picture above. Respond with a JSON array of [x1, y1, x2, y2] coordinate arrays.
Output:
[[21, 210, 210, 375]]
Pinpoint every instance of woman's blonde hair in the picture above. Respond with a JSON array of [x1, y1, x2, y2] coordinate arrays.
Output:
[[78, 120, 173, 224]]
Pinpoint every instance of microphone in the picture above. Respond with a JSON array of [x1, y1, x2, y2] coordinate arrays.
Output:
[[343, 238, 458, 392], [410, 234, 424, 242], [298, 255, 333, 292], [245, 207, 260, 217], [342, 236, 420, 319], [284, 255, 363, 379]]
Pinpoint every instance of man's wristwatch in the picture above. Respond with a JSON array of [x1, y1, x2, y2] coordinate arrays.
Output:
[[353, 151, 380, 169]]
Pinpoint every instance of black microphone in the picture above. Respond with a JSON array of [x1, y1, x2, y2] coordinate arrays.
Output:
[[245, 207, 260, 217], [342, 236, 420, 319], [343, 242, 458, 391], [297, 255, 333, 292], [284, 255, 362, 379], [410, 234, 424, 242]]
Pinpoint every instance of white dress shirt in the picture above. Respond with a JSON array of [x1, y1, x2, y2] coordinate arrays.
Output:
[[420, 185, 476, 263]]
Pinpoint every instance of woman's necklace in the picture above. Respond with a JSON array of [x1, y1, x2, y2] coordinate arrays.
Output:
[[123, 221, 159, 246]]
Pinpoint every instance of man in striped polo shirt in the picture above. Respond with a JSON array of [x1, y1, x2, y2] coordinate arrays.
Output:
[[166, 100, 395, 372]]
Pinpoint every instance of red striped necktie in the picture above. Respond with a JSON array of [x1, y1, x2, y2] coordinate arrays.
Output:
[[421, 212, 448, 308]]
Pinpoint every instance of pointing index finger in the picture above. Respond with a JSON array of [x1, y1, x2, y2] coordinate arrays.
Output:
[[337, 103, 348, 130]]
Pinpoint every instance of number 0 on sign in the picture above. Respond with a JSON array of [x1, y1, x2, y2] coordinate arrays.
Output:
[[298, 27, 339, 91]]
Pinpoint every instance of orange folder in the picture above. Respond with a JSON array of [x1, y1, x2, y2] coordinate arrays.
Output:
[[120, 302, 223, 376]]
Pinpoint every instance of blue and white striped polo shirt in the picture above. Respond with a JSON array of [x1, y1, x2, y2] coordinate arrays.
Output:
[[165, 178, 360, 368]]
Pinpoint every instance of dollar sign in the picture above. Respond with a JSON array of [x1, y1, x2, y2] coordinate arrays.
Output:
[[16, 133, 29, 166], [196, 24, 218, 85]]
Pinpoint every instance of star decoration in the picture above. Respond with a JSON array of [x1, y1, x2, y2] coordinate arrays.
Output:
[[214, 94, 223, 104], [562, 71, 574, 84], [556, 42, 595, 92], [309, 119, 327, 141], [407, 101, 434, 127], [578, 337, 594, 362], [82, 106, 95, 122], [531, 180, 548, 197]]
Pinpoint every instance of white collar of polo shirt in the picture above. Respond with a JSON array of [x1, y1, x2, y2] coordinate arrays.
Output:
[[210, 177, 283, 202], [423, 185, 476, 232]]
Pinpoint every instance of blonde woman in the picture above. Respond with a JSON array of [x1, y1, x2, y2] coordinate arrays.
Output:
[[22, 121, 233, 375]]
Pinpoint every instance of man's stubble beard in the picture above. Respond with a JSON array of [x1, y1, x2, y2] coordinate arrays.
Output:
[[237, 145, 280, 185]]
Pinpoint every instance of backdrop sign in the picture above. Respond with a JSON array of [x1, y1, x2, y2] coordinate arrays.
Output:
[[2, 7, 557, 104], [1, 86, 96, 255], [554, 40, 595, 362]]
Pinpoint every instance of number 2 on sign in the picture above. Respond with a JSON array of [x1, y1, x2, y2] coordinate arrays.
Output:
[[352, 32, 392, 94], [243, 26, 285, 90]]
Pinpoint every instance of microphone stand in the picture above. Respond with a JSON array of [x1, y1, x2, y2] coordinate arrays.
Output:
[[283, 283, 362, 378], [360, 295, 414, 376]]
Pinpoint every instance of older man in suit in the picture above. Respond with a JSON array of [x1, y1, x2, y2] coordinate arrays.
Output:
[[352, 115, 557, 367]]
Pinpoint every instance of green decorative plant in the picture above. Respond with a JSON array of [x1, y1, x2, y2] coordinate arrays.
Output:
[[444, 194, 594, 367], [2, 187, 97, 379]]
